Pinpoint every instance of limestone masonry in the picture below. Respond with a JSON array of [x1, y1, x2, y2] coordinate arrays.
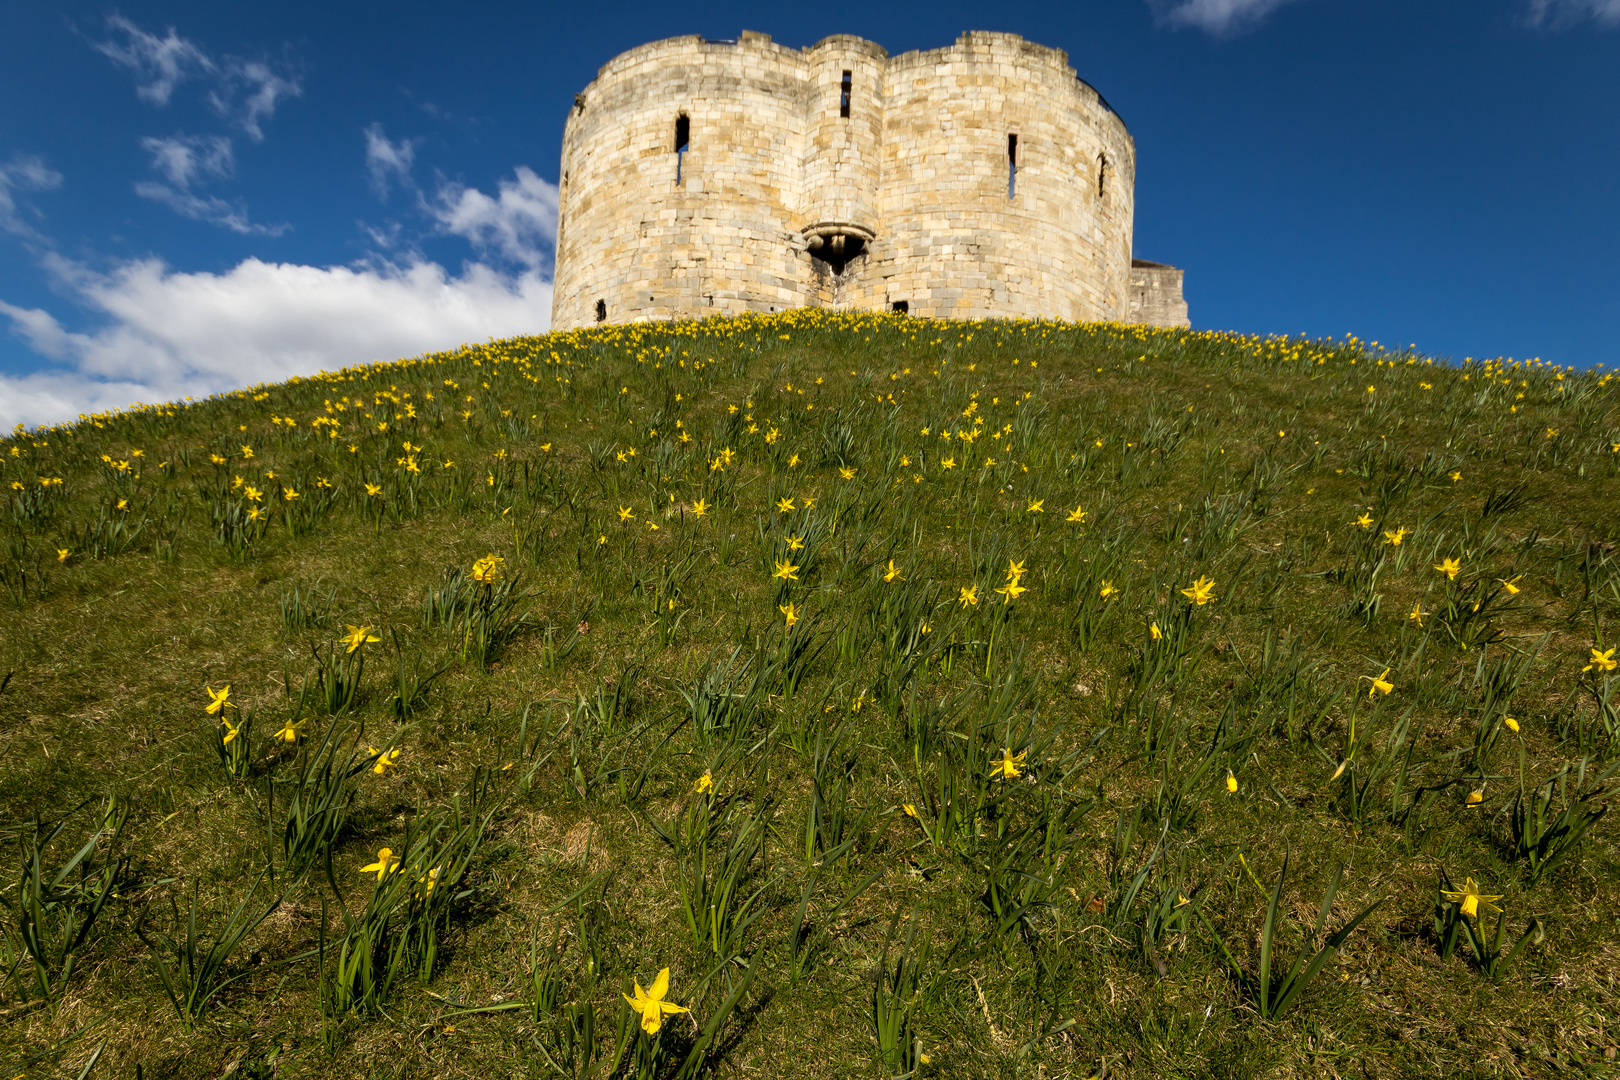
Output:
[[551, 30, 1189, 331]]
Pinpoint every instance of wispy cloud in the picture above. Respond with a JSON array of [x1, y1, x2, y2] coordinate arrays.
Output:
[[364, 124, 419, 201], [133, 132, 285, 235], [1527, 0, 1620, 25], [1147, 0, 1307, 35], [140, 134, 233, 187], [0, 255, 552, 429], [433, 167, 559, 271], [91, 15, 215, 106], [92, 16, 302, 140], [0, 154, 63, 239]]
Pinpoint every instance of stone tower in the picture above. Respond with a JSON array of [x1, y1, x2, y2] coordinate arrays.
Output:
[[551, 30, 1189, 330]]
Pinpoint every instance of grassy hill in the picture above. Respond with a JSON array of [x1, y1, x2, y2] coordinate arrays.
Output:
[[2, 311, 1618, 1079]]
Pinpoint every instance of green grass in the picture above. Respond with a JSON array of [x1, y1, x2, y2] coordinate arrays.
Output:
[[2, 311, 1618, 1079]]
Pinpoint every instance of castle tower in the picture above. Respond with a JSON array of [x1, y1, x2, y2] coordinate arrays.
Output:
[[551, 31, 1188, 330]]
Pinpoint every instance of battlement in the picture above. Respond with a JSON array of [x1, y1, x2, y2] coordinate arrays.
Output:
[[551, 31, 1187, 330]]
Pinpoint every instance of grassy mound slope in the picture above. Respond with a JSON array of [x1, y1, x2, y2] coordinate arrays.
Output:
[[2, 311, 1619, 1078]]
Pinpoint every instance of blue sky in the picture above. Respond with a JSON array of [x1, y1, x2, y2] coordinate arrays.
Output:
[[1, 0, 1617, 428]]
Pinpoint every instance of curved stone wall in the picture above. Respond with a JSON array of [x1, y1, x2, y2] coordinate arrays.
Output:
[[552, 30, 1146, 329]]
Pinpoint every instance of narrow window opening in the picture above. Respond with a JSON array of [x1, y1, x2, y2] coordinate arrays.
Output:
[[839, 71, 852, 118], [594, 299, 606, 323], [1007, 134, 1019, 200], [891, 300, 909, 314], [675, 113, 690, 185], [1097, 153, 1109, 199]]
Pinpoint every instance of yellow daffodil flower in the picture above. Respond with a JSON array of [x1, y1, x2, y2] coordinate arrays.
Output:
[[689, 498, 709, 517], [776, 497, 795, 513], [839, 467, 857, 480], [1181, 575, 1216, 606], [471, 555, 505, 585], [1098, 580, 1118, 600], [205, 684, 234, 715], [1434, 557, 1461, 580], [1465, 788, 1484, 807], [1583, 647, 1617, 673], [220, 716, 240, 745], [780, 601, 800, 627], [1066, 505, 1087, 523], [989, 748, 1027, 782], [1226, 771, 1238, 793], [1354, 512, 1374, 529], [1383, 527, 1407, 546], [370, 747, 401, 774], [785, 535, 805, 551], [1365, 668, 1395, 698], [694, 771, 714, 794], [1149, 622, 1162, 641], [1500, 575, 1522, 595], [1440, 877, 1501, 921], [959, 585, 979, 607], [273, 718, 307, 744], [1408, 602, 1426, 627], [941, 457, 955, 470], [1026, 499, 1044, 513], [57, 548, 71, 562], [341, 624, 380, 654], [772, 559, 800, 582], [360, 848, 400, 880], [624, 968, 689, 1035], [617, 506, 634, 522], [883, 560, 904, 583], [364, 483, 382, 497], [1503, 717, 1520, 733], [995, 580, 1027, 602]]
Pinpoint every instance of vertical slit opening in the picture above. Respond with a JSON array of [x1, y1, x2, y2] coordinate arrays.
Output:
[[675, 113, 690, 185], [1097, 153, 1109, 199], [839, 71, 852, 118], [595, 299, 606, 323], [1007, 134, 1018, 200]]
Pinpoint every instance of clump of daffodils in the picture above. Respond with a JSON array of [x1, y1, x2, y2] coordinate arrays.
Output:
[[471, 554, 506, 585]]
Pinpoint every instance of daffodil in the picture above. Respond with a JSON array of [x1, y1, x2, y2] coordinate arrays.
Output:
[[959, 585, 979, 607], [1439, 877, 1502, 921], [272, 718, 307, 744], [341, 624, 380, 654], [1098, 580, 1118, 600], [902, 803, 918, 818], [785, 535, 805, 551], [1365, 668, 1394, 698], [1408, 601, 1426, 627], [1026, 499, 1044, 513], [1582, 647, 1617, 673], [1354, 512, 1374, 529], [690, 498, 709, 517], [617, 506, 634, 522], [471, 554, 505, 585], [1181, 575, 1216, 606], [883, 560, 904, 583], [776, 497, 795, 512], [1066, 505, 1087, 523], [772, 559, 800, 582], [1464, 788, 1484, 807], [694, 771, 714, 794], [839, 467, 857, 480], [780, 601, 800, 627], [57, 548, 71, 562], [1503, 716, 1520, 733], [360, 848, 400, 880], [1226, 771, 1238, 793], [1149, 622, 1162, 641], [1383, 527, 1407, 546], [989, 748, 1027, 781], [995, 579, 1027, 602], [623, 968, 689, 1035], [370, 747, 401, 774], [364, 483, 382, 497], [1434, 557, 1461, 581], [220, 715, 240, 745], [205, 684, 234, 715], [1499, 575, 1522, 595]]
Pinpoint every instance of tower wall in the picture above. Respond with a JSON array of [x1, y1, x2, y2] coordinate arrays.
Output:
[[552, 31, 1156, 330]]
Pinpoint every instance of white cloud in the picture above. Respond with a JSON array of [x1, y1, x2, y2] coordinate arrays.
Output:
[[0, 256, 552, 430], [210, 59, 302, 142], [92, 15, 215, 106], [132, 182, 287, 236], [434, 167, 559, 271], [1148, 0, 1307, 34], [364, 124, 419, 200], [0, 154, 63, 238], [133, 133, 283, 235], [93, 16, 301, 139], [140, 134, 233, 187], [1527, 0, 1620, 24]]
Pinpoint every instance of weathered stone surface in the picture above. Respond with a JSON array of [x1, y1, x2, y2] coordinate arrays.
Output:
[[552, 31, 1188, 330]]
